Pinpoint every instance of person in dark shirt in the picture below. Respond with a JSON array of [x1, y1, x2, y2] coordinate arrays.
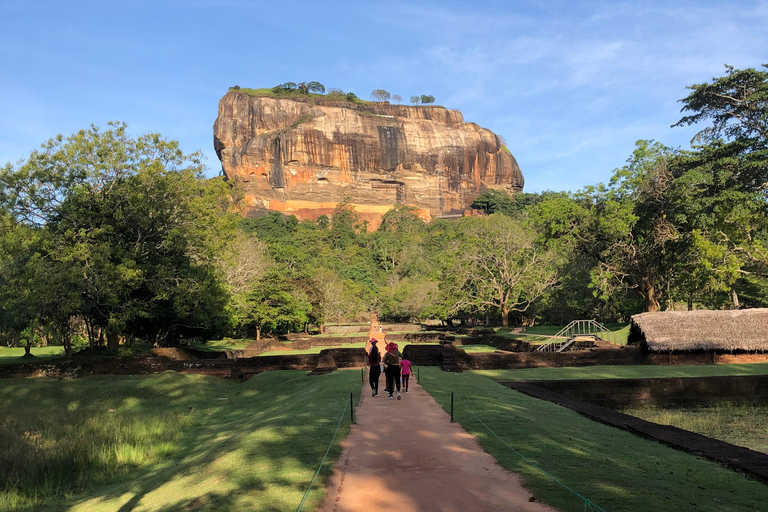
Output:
[[368, 338, 382, 397]]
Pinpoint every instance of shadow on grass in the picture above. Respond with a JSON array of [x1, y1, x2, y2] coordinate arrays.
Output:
[[2, 371, 361, 512]]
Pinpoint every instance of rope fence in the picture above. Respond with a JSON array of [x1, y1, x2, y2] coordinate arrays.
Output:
[[450, 390, 608, 512], [296, 378, 361, 512]]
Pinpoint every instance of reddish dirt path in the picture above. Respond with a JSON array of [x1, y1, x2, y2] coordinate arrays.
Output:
[[319, 374, 558, 512]]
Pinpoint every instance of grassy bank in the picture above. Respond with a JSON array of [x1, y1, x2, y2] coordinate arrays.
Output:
[[418, 367, 766, 511], [624, 403, 768, 455], [0, 370, 362, 511]]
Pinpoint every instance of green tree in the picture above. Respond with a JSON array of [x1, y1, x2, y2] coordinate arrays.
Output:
[[420, 94, 435, 104], [410, 95, 420, 105], [531, 141, 679, 313], [675, 66, 768, 288], [0, 123, 236, 347], [470, 189, 517, 216], [246, 276, 312, 341], [673, 64, 768, 143], [307, 81, 325, 94]]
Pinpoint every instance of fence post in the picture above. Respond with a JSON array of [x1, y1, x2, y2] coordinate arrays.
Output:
[[417, 367, 420, 384], [450, 391, 454, 422], [350, 392, 355, 424], [361, 367, 364, 383]]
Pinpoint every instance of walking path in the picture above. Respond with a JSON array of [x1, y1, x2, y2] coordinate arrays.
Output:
[[319, 374, 557, 512]]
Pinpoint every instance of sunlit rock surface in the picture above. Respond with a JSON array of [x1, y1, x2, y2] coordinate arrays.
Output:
[[213, 92, 524, 228]]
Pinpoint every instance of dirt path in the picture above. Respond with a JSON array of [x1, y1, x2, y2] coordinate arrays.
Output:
[[319, 374, 558, 512]]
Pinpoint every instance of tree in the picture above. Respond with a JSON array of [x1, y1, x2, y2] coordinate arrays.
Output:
[[420, 94, 435, 104], [673, 64, 768, 143], [313, 268, 346, 330], [444, 214, 558, 326], [670, 65, 768, 299], [220, 233, 272, 332], [307, 81, 326, 94], [0, 123, 236, 347], [246, 276, 312, 341], [410, 95, 420, 105], [530, 141, 680, 313], [392, 94, 403, 104], [370, 89, 391, 102], [470, 189, 517, 216], [271, 82, 297, 93]]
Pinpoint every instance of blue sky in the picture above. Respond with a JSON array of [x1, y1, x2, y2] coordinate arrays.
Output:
[[1, 0, 766, 193]]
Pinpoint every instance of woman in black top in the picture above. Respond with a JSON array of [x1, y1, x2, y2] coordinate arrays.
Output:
[[368, 339, 381, 397]]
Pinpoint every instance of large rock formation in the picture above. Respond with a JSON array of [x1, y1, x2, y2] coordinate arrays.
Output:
[[213, 91, 523, 228]]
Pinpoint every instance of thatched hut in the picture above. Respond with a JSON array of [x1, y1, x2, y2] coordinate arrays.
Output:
[[629, 308, 768, 353]]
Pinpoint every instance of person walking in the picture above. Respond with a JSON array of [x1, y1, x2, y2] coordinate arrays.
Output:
[[383, 342, 402, 400], [400, 354, 412, 393], [368, 339, 381, 397]]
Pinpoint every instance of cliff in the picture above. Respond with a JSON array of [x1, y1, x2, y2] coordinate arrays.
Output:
[[213, 91, 524, 228]]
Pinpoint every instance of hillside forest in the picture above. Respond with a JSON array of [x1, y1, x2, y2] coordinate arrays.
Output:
[[1, 65, 766, 353]]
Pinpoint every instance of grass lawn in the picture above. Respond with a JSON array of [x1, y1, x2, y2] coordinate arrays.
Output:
[[259, 342, 368, 356], [418, 367, 767, 511], [192, 338, 255, 351], [475, 362, 768, 381], [624, 403, 768, 455], [460, 344, 506, 353], [0, 346, 65, 365], [0, 370, 362, 512]]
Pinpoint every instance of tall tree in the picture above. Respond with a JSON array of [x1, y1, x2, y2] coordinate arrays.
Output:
[[670, 64, 768, 297], [444, 214, 558, 326], [0, 123, 237, 346]]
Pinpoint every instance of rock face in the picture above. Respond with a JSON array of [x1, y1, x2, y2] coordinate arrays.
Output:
[[213, 91, 524, 228]]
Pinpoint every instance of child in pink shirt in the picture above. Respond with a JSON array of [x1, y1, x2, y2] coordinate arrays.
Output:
[[400, 354, 413, 393]]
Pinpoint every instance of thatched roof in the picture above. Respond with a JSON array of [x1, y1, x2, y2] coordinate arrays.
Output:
[[629, 308, 768, 352]]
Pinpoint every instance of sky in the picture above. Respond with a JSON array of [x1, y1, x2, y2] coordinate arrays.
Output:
[[1, 0, 766, 193]]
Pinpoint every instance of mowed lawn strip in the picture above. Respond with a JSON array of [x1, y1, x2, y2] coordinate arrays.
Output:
[[476, 362, 768, 381], [0, 347, 65, 365], [418, 367, 767, 512], [1, 370, 361, 512]]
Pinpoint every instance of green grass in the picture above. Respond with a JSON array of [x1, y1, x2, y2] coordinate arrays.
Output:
[[259, 342, 367, 356], [310, 332, 370, 339], [460, 344, 505, 353], [0, 347, 65, 365], [192, 338, 255, 352], [475, 362, 768, 381], [0, 370, 362, 511], [494, 323, 631, 345], [418, 368, 767, 511], [624, 403, 768, 455]]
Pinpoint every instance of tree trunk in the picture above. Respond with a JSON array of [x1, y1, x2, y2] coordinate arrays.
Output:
[[106, 328, 120, 350], [687, 296, 693, 311], [63, 332, 73, 358], [501, 305, 509, 327], [732, 289, 740, 309], [24, 342, 31, 356], [256, 327, 261, 342], [645, 283, 660, 312]]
